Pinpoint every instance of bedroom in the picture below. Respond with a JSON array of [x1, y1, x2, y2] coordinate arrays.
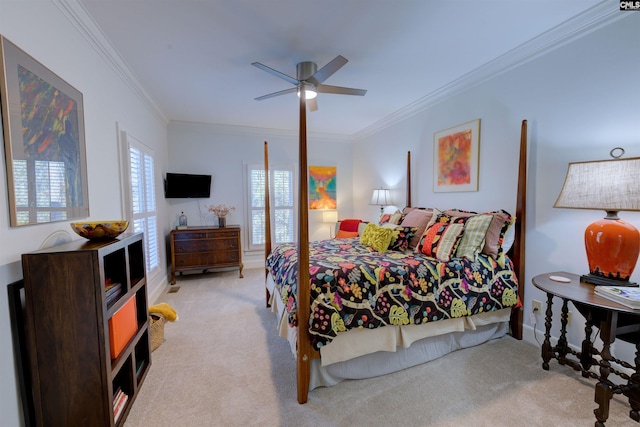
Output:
[[0, 1, 639, 425]]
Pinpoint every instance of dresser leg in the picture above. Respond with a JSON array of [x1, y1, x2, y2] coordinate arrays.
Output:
[[557, 299, 570, 364], [594, 313, 616, 426], [239, 263, 244, 278]]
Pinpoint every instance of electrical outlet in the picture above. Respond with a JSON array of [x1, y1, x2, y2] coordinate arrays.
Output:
[[567, 311, 572, 326], [532, 299, 542, 314]]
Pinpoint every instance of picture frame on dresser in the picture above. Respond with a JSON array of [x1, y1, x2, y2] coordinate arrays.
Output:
[[433, 119, 480, 193], [0, 35, 89, 227]]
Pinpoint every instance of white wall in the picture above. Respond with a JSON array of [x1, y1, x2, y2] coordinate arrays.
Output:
[[353, 13, 640, 360], [166, 122, 354, 266], [0, 1, 170, 425]]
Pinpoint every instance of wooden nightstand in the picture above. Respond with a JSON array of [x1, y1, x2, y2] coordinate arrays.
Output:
[[532, 272, 640, 426], [170, 226, 243, 284]]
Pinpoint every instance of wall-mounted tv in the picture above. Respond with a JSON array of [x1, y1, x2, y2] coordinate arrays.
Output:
[[164, 173, 212, 198]]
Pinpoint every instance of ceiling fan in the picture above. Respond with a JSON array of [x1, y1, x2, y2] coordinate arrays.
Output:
[[252, 55, 366, 111]]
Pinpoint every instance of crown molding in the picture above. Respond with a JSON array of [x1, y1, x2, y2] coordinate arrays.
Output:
[[352, 2, 624, 141], [169, 120, 353, 142], [54, 0, 168, 124]]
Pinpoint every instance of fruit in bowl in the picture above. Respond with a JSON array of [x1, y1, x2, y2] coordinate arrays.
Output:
[[70, 221, 129, 240]]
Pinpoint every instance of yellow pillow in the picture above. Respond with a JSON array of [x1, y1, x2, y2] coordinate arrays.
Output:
[[360, 223, 395, 253]]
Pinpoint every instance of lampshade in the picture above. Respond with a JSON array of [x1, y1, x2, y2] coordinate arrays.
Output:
[[322, 210, 338, 223], [554, 158, 640, 211], [554, 157, 640, 286], [370, 188, 391, 217], [370, 189, 391, 206]]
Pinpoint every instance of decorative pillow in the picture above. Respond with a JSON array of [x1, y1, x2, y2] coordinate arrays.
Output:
[[336, 230, 358, 238], [417, 214, 466, 262], [493, 213, 516, 267], [400, 208, 434, 249], [339, 219, 362, 233], [481, 210, 514, 259], [444, 210, 493, 260], [360, 223, 395, 253], [378, 213, 392, 224], [381, 224, 418, 251]]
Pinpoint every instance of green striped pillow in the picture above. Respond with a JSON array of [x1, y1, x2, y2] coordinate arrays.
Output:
[[454, 214, 493, 259]]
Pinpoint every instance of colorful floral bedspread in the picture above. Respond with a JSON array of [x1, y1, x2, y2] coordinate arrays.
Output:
[[266, 238, 519, 350]]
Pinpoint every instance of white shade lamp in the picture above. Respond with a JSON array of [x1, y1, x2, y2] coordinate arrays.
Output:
[[322, 210, 338, 238], [554, 150, 640, 286], [370, 188, 391, 217]]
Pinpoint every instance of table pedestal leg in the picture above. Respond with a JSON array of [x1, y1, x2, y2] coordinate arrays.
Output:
[[542, 293, 554, 370]]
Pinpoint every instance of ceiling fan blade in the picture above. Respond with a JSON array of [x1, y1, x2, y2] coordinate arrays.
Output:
[[252, 62, 299, 86], [306, 55, 348, 85], [308, 97, 318, 111], [316, 84, 367, 96], [255, 87, 297, 101]]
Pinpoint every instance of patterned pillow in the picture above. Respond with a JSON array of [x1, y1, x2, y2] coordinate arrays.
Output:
[[400, 208, 435, 249], [360, 223, 395, 253], [445, 211, 493, 260], [381, 224, 418, 251], [417, 214, 467, 262], [378, 213, 392, 224]]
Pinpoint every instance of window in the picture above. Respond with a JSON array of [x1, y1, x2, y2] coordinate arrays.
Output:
[[123, 132, 159, 273], [246, 164, 296, 251]]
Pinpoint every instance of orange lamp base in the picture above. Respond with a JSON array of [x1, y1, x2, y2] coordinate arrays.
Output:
[[582, 214, 640, 286]]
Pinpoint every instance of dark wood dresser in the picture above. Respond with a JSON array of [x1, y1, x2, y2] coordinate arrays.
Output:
[[170, 226, 243, 284]]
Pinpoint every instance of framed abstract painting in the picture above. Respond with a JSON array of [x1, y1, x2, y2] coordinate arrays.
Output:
[[309, 165, 336, 210], [433, 119, 480, 193], [0, 36, 89, 226]]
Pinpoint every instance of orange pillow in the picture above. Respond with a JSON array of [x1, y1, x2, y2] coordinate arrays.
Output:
[[336, 230, 358, 238]]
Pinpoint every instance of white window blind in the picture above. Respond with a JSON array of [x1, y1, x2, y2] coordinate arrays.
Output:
[[126, 137, 159, 273], [247, 164, 295, 251]]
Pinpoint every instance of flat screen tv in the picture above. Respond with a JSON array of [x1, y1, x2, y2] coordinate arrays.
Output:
[[164, 173, 211, 198]]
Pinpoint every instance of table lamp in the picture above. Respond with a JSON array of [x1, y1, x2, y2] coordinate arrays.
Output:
[[554, 152, 640, 286], [370, 188, 391, 217]]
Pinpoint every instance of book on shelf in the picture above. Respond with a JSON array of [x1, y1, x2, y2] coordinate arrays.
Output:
[[594, 285, 640, 309], [113, 391, 128, 422]]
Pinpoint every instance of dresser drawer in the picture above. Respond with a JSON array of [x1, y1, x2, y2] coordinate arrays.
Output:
[[174, 250, 239, 267], [174, 238, 237, 253]]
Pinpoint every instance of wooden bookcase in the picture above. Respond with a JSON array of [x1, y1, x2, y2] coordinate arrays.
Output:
[[170, 225, 243, 284], [21, 232, 150, 427]]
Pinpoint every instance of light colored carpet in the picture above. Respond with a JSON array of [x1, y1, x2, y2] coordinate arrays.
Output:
[[125, 268, 638, 426]]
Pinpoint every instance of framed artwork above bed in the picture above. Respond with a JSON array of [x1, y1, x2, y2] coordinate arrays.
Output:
[[309, 165, 336, 210], [433, 119, 480, 193]]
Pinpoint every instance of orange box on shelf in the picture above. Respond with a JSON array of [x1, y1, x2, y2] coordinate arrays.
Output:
[[108, 296, 137, 359]]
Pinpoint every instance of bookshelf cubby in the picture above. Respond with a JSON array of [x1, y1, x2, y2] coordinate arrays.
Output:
[[21, 232, 150, 426]]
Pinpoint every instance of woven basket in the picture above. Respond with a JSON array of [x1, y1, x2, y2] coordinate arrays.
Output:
[[149, 313, 166, 352]]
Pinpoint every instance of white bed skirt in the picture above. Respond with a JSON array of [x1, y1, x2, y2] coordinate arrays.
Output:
[[266, 273, 510, 390]]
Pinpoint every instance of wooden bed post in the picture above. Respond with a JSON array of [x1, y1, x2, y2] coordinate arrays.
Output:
[[406, 151, 412, 207], [296, 90, 312, 404], [510, 120, 527, 340], [264, 141, 272, 307]]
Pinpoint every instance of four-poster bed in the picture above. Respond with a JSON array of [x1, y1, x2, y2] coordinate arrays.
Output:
[[263, 94, 527, 403]]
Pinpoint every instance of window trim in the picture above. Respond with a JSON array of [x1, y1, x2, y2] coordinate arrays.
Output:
[[119, 128, 160, 277], [244, 162, 297, 252]]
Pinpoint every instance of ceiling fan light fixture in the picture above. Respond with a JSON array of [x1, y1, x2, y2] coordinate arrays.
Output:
[[297, 85, 317, 99]]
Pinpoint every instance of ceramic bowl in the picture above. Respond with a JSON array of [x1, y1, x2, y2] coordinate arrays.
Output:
[[70, 220, 129, 240]]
